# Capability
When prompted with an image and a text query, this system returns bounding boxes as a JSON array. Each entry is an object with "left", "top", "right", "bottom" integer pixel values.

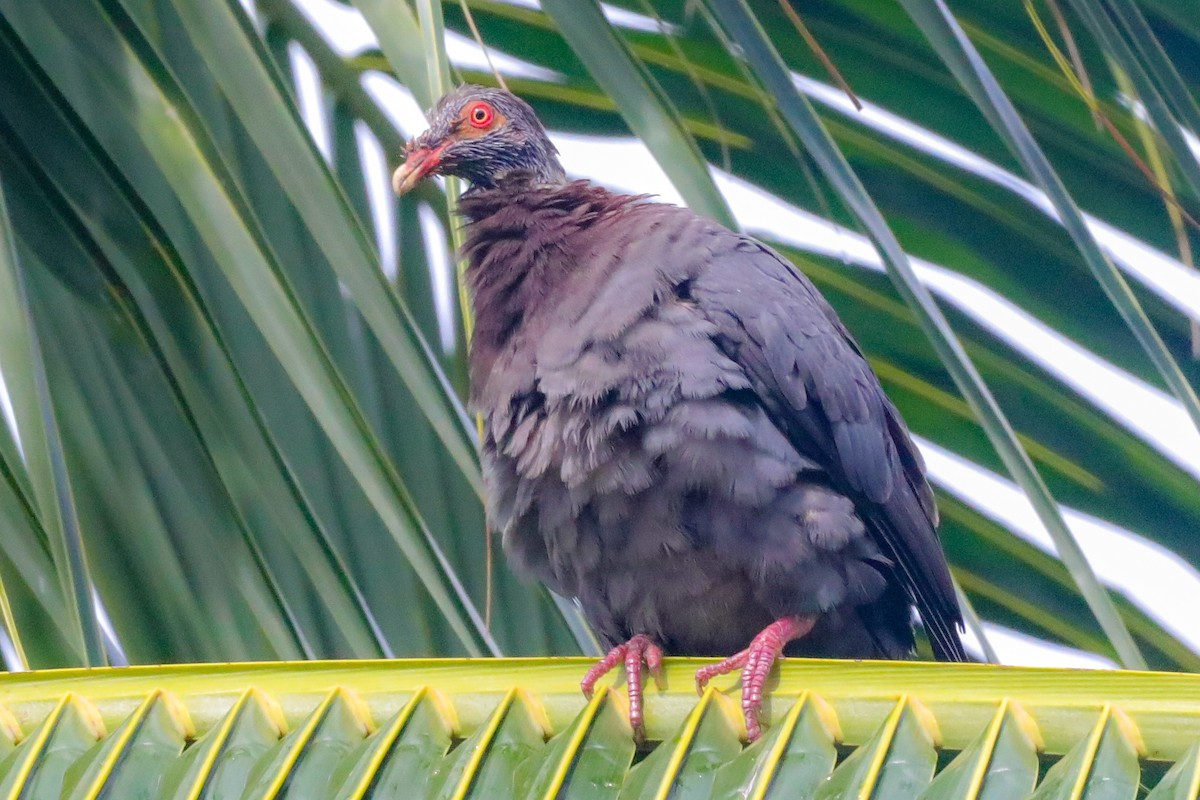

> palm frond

[{"left": 0, "top": 659, "right": 1196, "bottom": 796}]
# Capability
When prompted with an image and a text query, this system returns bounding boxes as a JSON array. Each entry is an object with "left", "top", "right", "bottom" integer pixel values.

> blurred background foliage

[{"left": 0, "top": 0, "right": 1197, "bottom": 675}]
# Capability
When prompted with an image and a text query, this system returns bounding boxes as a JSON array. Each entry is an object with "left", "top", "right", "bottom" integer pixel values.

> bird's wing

[{"left": 691, "top": 232, "right": 965, "bottom": 661}]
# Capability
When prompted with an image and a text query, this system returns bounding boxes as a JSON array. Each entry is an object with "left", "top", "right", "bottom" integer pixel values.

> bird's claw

[
  {"left": 581, "top": 634, "right": 663, "bottom": 742},
  {"left": 692, "top": 616, "right": 817, "bottom": 741}
]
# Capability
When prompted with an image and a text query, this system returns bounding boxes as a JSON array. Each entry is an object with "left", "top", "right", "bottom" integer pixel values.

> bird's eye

[{"left": 467, "top": 102, "right": 494, "bottom": 128}]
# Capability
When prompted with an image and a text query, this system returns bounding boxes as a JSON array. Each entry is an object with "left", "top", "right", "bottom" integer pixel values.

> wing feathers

[{"left": 693, "top": 231, "right": 965, "bottom": 660}]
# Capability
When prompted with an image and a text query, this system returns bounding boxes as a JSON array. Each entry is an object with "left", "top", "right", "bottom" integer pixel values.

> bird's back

[{"left": 461, "top": 178, "right": 964, "bottom": 661}]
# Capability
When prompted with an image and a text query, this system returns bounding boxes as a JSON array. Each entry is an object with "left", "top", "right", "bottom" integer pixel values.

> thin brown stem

[
  {"left": 1095, "top": 114, "right": 1200, "bottom": 231},
  {"left": 1044, "top": 0, "right": 1100, "bottom": 129},
  {"left": 459, "top": 0, "right": 508, "bottom": 91},
  {"left": 777, "top": 0, "right": 861, "bottom": 111}
]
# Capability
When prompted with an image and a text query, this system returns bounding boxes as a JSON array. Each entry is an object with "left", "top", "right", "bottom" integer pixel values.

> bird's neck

[
  {"left": 468, "top": 144, "right": 566, "bottom": 190},
  {"left": 506, "top": 154, "right": 565, "bottom": 187},
  {"left": 513, "top": 139, "right": 566, "bottom": 186}
]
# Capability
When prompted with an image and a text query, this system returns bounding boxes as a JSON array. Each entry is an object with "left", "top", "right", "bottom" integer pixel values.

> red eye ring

[{"left": 467, "top": 102, "right": 494, "bottom": 128}]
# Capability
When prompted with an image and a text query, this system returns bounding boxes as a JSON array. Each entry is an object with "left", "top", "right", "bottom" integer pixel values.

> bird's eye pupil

[{"left": 470, "top": 104, "right": 492, "bottom": 126}]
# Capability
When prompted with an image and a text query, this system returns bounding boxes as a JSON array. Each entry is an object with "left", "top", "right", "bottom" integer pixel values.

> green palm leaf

[{"left": 0, "top": 658, "right": 1194, "bottom": 796}]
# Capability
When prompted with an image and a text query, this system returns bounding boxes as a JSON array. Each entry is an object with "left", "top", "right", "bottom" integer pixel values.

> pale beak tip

[
  {"left": 393, "top": 142, "right": 445, "bottom": 196},
  {"left": 392, "top": 164, "right": 417, "bottom": 196}
]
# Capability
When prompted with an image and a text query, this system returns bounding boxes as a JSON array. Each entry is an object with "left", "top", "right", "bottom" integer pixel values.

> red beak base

[{"left": 392, "top": 141, "right": 448, "bottom": 195}]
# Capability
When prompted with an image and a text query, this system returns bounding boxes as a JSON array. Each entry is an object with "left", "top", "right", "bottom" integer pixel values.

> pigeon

[{"left": 393, "top": 85, "right": 965, "bottom": 741}]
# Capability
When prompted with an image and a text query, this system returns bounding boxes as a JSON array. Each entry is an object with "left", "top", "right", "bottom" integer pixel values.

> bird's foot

[
  {"left": 694, "top": 615, "right": 817, "bottom": 741},
  {"left": 581, "top": 634, "right": 663, "bottom": 743}
]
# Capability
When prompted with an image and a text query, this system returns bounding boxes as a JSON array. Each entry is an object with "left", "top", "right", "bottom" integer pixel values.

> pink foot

[
  {"left": 581, "top": 634, "right": 663, "bottom": 742},
  {"left": 694, "top": 616, "right": 817, "bottom": 740}
]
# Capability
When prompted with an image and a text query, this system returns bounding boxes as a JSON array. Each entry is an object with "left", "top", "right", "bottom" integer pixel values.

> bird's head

[{"left": 392, "top": 85, "right": 566, "bottom": 195}]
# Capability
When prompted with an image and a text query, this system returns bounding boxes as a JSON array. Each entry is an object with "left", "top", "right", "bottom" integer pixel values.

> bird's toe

[
  {"left": 694, "top": 648, "right": 750, "bottom": 695},
  {"left": 698, "top": 615, "right": 818, "bottom": 740},
  {"left": 581, "top": 634, "right": 662, "bottom": 742}
]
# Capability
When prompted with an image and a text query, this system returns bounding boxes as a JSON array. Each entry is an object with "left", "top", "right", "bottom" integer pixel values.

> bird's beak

[{"left": 392, "top": 139, "right": 450, "bottom": 195}]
